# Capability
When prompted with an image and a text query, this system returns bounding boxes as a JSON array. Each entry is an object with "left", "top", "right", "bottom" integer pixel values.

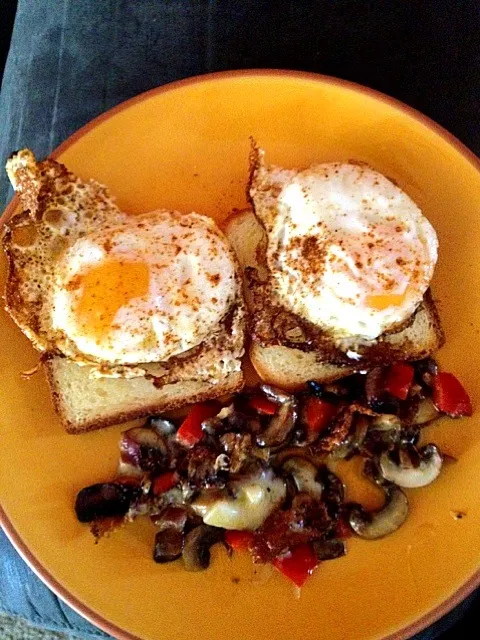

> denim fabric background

[{"left": 0, "top": 1, "right": 479, "bottom": 638}]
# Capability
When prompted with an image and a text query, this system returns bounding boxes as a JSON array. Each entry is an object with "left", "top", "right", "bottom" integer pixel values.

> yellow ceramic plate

[{"left": 1, "top": 71, "right": 479, "bottom": 640}]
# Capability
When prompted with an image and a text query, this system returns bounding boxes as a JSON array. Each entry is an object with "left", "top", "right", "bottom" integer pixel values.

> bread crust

[
  {"left": 243, "top": 147, "right": 444, "bottom": 366},
  {"left": 248, "top": 280, "right": 443, "bottom": 366},
  {"left": 4, "top": 150, "right": 247, "bottom": 433},
  {"left": 45, "top": 357, "right": 243, "bottom": 434},
  {"left": 225, "top": 206, "right": 444, "bottom": 387},
  {"left": 249, "top": 343, "right": 356, "bottom": 391}
]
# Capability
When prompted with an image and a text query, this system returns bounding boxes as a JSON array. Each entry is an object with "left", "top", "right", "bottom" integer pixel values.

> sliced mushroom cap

[
  {"left": 182, "top": 525, "right": 224, "bottom": 571},
  {"left": 329, "top": 416, "right": 368, "bottom": 461},
  {"left": 361, "top": 413, "right": 403, "bottom": 456},
  {"left": 370, "top": 414, "right": 402, "bottom": 431},
  {"left": 318, "top": 467, "right": 345, "bottom": 507},
  {"left": 149, "top": 417, "right": 176, "bottom": 436},
  {"left": 260, "top": 384, "right": 294, "bottom": 405},
  {"left": 329, "top": 435, "right": 354, "bottom": 460},
  {"left": 352, "top": 415, "right": 369, "bottom": 448},
  {"left": 201, "top": 404, "right": 235, "bottom": 435},
  {"left": 282, "top": 458, "right": 323, "bottom": 500},
  {"left": 151, "top": 506, "right": 192, "bottom": 563},
  {"left": 411, "top": 397, "right": 441, "bottom": 426},
  {"left": 191, "top": 470, "right": 286, "bottom": 531},
  {"left": 348, "top": 485, "right": 408, "bottom": 540},
  {"left": 313, "top": 538, "right": 347, "bottom": 560},
  {"left": 361, "top": 427, "right": 402, "bottom": 457},
  {"left": 380, "top": 445, "right": 442, "bottom": 488},
  {"left": 256, "top": 401, "right": 297, "bottom": 448}
]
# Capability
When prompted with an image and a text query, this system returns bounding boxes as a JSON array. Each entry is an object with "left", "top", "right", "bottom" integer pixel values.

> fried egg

[
  {"left": 51, "top": 211, "right": 237, "bottom": 366},
  {"left": 251, "top": 157, "right": 438, "bottom": 340},
  {"left": 4, "top": 151, "right": 241, "bottom": 378}
]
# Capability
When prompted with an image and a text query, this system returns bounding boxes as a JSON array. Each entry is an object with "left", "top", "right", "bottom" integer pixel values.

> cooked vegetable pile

[{"left": 75, "top": 359, "right": 471, "bottom": 587}]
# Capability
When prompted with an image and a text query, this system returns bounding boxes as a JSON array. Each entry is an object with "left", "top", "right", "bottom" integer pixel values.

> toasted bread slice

[
  {"left": 3, "top": 150, "right": 246, "bottom": 432},
  {"left": 43, "top": 297, "right": 245, "bottom": 432},
  {"left": 248, "top": 343, "right": 355, "bottom": 390},
  {"left": 45, "top": 356, "right": 243, "bottom": 434},
  {"left": 225, "top": 208, "right": 444, "bottom": 390}
]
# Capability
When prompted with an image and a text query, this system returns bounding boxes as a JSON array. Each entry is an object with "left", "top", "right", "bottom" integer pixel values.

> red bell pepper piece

[
  {"left": 224, "top": 530, "right": 255, "bottom": 551},
  {"left": 433, "top": 372, "right": 472, "bottom": 417},
  {"left": 304, "top": 397, "right": 337, "bottom": 433},
  {"left": 152, "top": 471, "right": 179, "bottom": 496},
  {"left": 176, "top": 402, "right": 219, "bottom": 447},
  {"left": 248, "top": 395, "right": 278, "bottom": 415},
  {"left": 273, "top": 544, "right": 320, "bottom": 588},
  {"left": 384, "top": 362, "right": 415, "bottom": 400}
]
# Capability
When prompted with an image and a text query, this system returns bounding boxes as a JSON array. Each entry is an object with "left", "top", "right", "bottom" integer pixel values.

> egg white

[
  {"left": 51, "top": 210, "right": 237, "bottom": 365},
  {"left": 253, "top": 162, "right": 438, "bottom": 340}
]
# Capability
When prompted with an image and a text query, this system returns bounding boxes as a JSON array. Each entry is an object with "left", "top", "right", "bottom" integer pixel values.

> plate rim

[{"left": 0, "top": 68, "right": 479, "bottom": 640}]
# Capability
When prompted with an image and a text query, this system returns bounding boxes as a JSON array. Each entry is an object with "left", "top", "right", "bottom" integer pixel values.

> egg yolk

[
  {"left": 71, "top": 259, "right": 150, "bottom": 343},
  {"left": 366, "top": 293, "right": 407, "bottom": 310}
]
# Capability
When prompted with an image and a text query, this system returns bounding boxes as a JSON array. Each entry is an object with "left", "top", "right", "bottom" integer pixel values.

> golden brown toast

[
  {"left": 3, "top": 150, "right": 246, "bottom": 432},
  {"left": 45, "top": 356, "right": 243, "bottom": 434},
  {"left": 225, "top": 208, "right": 444, "bottom": 390}
]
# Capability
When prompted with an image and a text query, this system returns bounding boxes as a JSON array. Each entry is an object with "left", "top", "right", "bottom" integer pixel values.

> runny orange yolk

[
  {"left": 72, "top": 259, "right": 150, "bottom": 343},
  {"left": 366, "top": 293, "right": 406, "bottom": 310}
]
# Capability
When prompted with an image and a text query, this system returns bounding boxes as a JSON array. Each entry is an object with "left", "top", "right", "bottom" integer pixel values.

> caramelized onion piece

[{"left": 120, "top": 427, "right": 168, "bottom": 473}]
